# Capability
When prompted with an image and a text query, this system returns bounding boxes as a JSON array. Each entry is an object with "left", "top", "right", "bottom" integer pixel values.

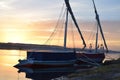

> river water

[{"left": 0, "top": 50, "right": 120, "bottom": 80}]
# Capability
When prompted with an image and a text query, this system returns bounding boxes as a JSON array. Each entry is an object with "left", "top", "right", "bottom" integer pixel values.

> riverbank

[{"left": 65, "top": 58, "right": 120, "bottom": 80}]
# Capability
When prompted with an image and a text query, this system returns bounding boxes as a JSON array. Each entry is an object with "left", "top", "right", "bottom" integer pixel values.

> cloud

[
  {"left": 0, "top": 2, "right": 11, "bottom": 9},
  {"left": 0, "top": 0, "right": 65, "bottom": 22},
  {"left": 0, "top": 0, "right": 16, "bottom": 10},
  {"left": 0, "top": 0, "right": 120, "bottom": 23}
]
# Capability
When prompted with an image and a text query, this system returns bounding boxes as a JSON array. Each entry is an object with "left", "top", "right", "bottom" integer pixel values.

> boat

[
  {"left": 14, "top": 0, "right": 108, "bottom": 68},
  {"left": 76, "top": 0, "right": 108, "bottom": 65},
  {"left": 15, "top": 50, "right": 76, "bottom": 68}
]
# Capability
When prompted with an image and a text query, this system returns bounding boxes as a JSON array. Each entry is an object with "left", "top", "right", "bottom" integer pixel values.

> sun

[
  {"left": 7, "top": 34, "right": 23, "bottom": 43},
  {"left": 3, "top": 30, "right": 26, "bottom": 43}
]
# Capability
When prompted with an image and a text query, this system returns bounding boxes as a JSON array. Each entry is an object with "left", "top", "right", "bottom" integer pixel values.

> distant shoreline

[{"left": 0, "top": 42, "right": 120, "bottom": 53}]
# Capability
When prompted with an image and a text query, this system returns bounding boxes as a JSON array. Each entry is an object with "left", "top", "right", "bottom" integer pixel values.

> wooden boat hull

[
  {"left": 14, "top": 60, "right": 76, "bottom": 68},
  {"left": 76, "top": 53, "right": 105, "bottom": 65},
  {"left": 14, "top": 51, "right": 76, "bottom": 68},
  {"left": 14, "top": 51, "right": 105, "bottom": 68}
]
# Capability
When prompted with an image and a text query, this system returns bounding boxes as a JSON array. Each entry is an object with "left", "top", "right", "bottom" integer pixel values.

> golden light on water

[{"left": 0, "top": 50, "right": 26, "bottom": 66}]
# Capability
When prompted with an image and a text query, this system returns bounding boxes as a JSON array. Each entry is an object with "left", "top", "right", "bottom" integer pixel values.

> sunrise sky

[{"left": 0, "top": 0, "right": 120, "bottom": 50}]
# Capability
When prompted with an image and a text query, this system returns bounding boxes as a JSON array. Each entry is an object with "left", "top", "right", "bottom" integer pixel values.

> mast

[
  {"left": 64, "top": 0, "right": 86, "bottom": 49},
  {"left": 95, "top": 24, "right": 99, "bottom": 52},
  {"left": 64, "top": 8, "right": 69, "bottom": 48},
  {"left": 92, "top": 0, "right": 108, "bottom": 52}
]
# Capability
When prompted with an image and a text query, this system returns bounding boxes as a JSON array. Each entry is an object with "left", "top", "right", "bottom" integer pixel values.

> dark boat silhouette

[{"left": 14, "top": 0, "right": 108, "bottom": 68}]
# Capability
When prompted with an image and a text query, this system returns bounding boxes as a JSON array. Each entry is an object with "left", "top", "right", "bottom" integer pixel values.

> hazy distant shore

[
  {"left": 0, "top": 42, "right": 120, "bottom": 53},
  {"left": 0, "top": 42, "right": 65, "bottom": 50}
]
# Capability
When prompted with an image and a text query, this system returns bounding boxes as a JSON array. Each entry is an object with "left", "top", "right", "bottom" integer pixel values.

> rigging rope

[
  {"left": 86, "top": 22, "right": 96, "bottom": 47},
  {"left": 49, "top": 8, "right": 66, "bottom": 45},
  {"left": 77, "top": 52, "right": 101, "bottom": 66},
  {"left": 57, "top": 12, "right": 66, "bottom": 46},
  {"left": 70, "top": 19, "right": 76, "bottom": 49},
  {"left": 54, "top": 8, "right": 66, "bottom": 45},
  {"left": 44, "top": 3, "right": 65, "bottom": 44}
]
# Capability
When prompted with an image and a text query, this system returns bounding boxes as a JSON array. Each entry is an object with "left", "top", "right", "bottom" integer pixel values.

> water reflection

[
  {"left": 17, "top": 67, "right": 76, "bottom": 80},
  {"left": 0, "top": 50, "right": 120, "bottom": 80}
]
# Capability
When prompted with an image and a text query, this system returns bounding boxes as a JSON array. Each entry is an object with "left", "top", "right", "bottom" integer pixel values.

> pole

[
  {"left": 64, "top": 0, "right": 86, "bottom": 49},
  {"left": 64, "top": 8, "right": 69, "bottom": 48},
  {"left": 92, "top": 0, "right": 108, "bottom": 52}
]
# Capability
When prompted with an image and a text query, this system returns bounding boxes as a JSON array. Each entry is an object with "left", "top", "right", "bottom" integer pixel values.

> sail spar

[
  {"left": 64, "top": 0, "right": 86, "bottom": 49},
  {"left": 92, "top": 0, "right": 108, "bottom": 52}
]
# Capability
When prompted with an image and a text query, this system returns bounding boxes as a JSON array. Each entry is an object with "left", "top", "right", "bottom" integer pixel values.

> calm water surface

[{"left": 0, "top": 50, "right": 120, "bottom": 80}]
